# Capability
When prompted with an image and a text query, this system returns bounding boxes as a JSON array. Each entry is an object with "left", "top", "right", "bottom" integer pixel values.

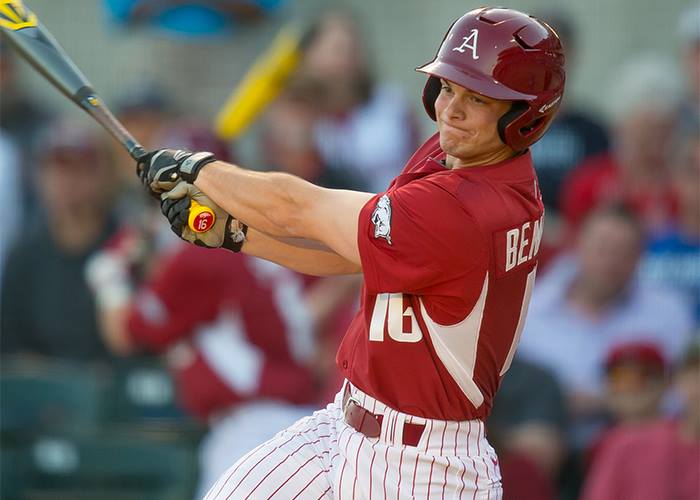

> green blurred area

[{"left": 1, "top": 357, "right": 204, "bottom": 500}]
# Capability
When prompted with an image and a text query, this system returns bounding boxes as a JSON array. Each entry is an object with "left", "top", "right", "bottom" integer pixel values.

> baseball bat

[
  {"left": 0, "top": 0, "right": 215, "bottom": 233},
  {"left": 214, "top": 24, "right": 301, "bottom": 140}
]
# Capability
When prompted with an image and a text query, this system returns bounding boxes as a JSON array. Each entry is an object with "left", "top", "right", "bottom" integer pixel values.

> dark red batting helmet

[{"left": 417, "top": 7, "right": 566, "bottom": 151}]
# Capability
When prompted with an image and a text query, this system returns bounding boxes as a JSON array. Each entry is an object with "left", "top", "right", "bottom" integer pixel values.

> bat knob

[{"left": 188, "top": 200, "right": 216, "bottom": 233}]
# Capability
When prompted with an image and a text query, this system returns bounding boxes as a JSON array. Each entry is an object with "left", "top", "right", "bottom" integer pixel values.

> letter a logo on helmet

[
  {"left": 452, "top": 29, "right": 480, "bottom": 60},
  {"left": 417, "top": 7, "right": 566, "bottom": 151}
]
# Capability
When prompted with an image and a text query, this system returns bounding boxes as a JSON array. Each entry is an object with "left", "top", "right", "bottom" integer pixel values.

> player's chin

[{"left": 440, "top": 131, "right": 475, "bottom": 156}]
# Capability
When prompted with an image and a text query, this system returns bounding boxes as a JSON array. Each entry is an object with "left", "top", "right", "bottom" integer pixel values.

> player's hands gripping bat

[
  {"left": 0, "top": 0, "right": 216, "bottom": 233},
  {"left": 136, "top": 147, "right": 216, "bottom": 194},
  {"left": 161, "top": 182, "right": 247, "bottom": 251}
]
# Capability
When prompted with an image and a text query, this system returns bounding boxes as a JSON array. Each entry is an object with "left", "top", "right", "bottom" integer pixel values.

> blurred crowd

[{"left": 1, "top": 4, "right": 698, "bottom": 500}]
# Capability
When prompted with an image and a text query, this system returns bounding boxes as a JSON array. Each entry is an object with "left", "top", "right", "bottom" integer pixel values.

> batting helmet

[{"left": 417, "top": 7, "right": 566, "bottom": 151}]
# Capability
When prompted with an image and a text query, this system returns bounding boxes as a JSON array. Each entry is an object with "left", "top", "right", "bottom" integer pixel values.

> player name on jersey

[{"left": 503, "top": 214, "right": 544, "bottom": 274}]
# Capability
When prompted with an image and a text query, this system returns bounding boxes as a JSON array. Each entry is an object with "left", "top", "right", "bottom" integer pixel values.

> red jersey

[
  {"left": 336, "top": 133, "right": 544, "bottom": 421},
  {"left": 127, "top": 245, "right": 316, "bottom": 419}
]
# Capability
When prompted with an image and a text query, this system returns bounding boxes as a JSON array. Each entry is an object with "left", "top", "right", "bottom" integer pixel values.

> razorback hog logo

[
  {"left": 371, "top": 194, "right": 392, "bottom": 244},
  {"left": 452, "top": 29, "right": 480, "bottom": 60}
]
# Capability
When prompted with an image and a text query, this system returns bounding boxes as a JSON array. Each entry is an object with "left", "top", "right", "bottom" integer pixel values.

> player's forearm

[
  {"left": 242, "top": 229, "right": 361, "bottom": 276},
  {"left": 195, "top": 161, "right": 320, "bottom": 239}
]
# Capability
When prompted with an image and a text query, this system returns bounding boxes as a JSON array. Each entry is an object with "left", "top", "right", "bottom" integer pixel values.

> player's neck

[{"left": 445, "top": 148, "right": 516, "bottom": 170}]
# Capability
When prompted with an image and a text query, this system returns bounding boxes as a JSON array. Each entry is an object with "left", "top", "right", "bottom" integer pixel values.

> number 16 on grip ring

[{"left": 188, "top": 200, "right": 216, "bottom": 233}]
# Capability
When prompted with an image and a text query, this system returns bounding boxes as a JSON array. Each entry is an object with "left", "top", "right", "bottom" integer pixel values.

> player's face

[{"left": 434, "top": 79, "right": 514, "bottom": 168}]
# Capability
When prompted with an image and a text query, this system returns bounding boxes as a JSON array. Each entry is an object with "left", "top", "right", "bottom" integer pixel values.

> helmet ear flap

[
  {"left": 422, "top": 76, "right": 442, "bottom": 121},
  {"left": 497, "top": 101, "right": 529, "bottom": 150}
]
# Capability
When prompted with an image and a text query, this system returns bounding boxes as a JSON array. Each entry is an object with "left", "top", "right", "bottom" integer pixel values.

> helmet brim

[{"left": 416, "top": 61, "right": 537, "bottom": 101}]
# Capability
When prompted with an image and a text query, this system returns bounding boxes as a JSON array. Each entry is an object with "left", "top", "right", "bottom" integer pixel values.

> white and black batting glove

[
  {"left": 160, "top": 182, "right": 247, "bottom": 251},
  {"left": 137, "top": 148, "right": 217, "bottom": 198}
]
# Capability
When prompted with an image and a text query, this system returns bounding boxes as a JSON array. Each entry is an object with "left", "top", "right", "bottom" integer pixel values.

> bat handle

[
  {"left": 188, "top": 199, "right": 216, "bottom": 233},
  {"left": 129, "top": 144, "right": 148, "bottom": 162}
]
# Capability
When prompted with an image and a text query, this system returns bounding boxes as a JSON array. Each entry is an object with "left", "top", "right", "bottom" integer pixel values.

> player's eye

[
  {"left": 440, "top": 81, "right": 453, "bottom": 93},
  {"left": 470, "top": 95, "right": 486, "bottom": 104}
]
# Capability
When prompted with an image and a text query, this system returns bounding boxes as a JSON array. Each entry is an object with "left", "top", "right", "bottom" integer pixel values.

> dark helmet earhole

[{"left": 521, "top": 117, "right": 545, "bottom": 134}]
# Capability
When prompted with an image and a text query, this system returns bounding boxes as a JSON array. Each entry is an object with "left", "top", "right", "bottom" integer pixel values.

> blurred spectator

[
  {"left": 1, "top": 121, "right": 119, "bottom": 361},
  {"left": 489, "top": 359, "right": 567, "bottom": 477},
  {"left": 88, "top": 243, "right": 318, "bottom": 497},
  {"left": 294, "top": 9, "right": 418, "bottom": 193},
  {"left": 0, "top": 42, "right": 53, "bottom": 221},
  {"left": 518, "top": 206, "right": 694, "bottom": 446},
  {"left": 113, "top": 84, "right": 175, "bottom": 184},
  {"left": 560, "top": 54, "right": 683, "bottom": 236},
  {"left": 0, "top": 129, "right": 21, "bottom": 287},
  {"left": 488, "top": 359, "right": 566, "bottom": 500},
  {"left": 676, "top": 4, "right": 700, "bottom": 137},
  {"left": 640, "top": 135, "right": 700, "bottom": 322},
  {"left": 260, "top": 90, "right": 364, "bottom": 189},
  {"left": 601, "top": 342, "right": 668, "bottom": 427},
  {"left": 529, "top": 11, "right": 610, "bottom": 213},
  {"left": 581, "top": 342, "right": 700, "bottom": 500},
  {"left": 108, "top": 85, "right": 176, "bottom": 249},
  {"left": 585, "top": 342, "right": 669, "bottom": 469}
]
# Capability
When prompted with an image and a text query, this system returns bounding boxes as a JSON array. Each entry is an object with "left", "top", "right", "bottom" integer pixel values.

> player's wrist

[{"left": 178, "top": 151, "right": 216, "bottom": 184}]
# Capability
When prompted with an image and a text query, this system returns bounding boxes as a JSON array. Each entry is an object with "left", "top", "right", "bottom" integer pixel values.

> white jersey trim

[
  {"left": 500, "top": 266, "right": 537, "bottom": 376},
  {"left": 194, "top": 310, "right": 263, "bottom": 395},
  {"left": 419, "top": 273, "right": 489, "bottom": 408}
]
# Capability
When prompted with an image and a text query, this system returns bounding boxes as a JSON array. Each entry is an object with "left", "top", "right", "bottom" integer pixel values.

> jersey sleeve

[
  {"left": 126, "top": 246, "right": 229, "bottom": 351},
  {"left": 357, "top": 179, "right": 487, "bottom": 296}
]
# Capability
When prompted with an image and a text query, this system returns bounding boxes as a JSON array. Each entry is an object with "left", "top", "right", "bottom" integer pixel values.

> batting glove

[
  {"left": 137, "top": 149, "right": 216, "bottom": 198},
  {"left": 160, "top": 182, "right": 247, "bottom": 251}
]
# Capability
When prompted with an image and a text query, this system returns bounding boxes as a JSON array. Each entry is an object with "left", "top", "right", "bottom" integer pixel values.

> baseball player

[{"left": 138, "top": 7, "right": 565, "bottom": 499}]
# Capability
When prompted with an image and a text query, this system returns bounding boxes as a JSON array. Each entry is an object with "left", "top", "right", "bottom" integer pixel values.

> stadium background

[{"left": 1, "top": 1, "right": 698, "bottom": 499}]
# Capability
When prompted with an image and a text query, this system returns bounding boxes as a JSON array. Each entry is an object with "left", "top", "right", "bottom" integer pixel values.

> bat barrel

[
  {"left": 0, "top": 21, "right": 90, "bottom": 103},
  {"left": 0, "top": 3, "right": 147, "bottom": 162}
]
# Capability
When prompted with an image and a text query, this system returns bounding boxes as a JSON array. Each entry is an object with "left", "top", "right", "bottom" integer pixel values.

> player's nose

[{"left": 443, "top": 95, "right": 467, "bottom": 122}]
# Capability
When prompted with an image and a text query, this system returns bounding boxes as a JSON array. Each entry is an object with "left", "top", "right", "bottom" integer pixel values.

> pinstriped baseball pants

[{"left": 203, "top": 382, "right": 503, "bottom": 499}]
